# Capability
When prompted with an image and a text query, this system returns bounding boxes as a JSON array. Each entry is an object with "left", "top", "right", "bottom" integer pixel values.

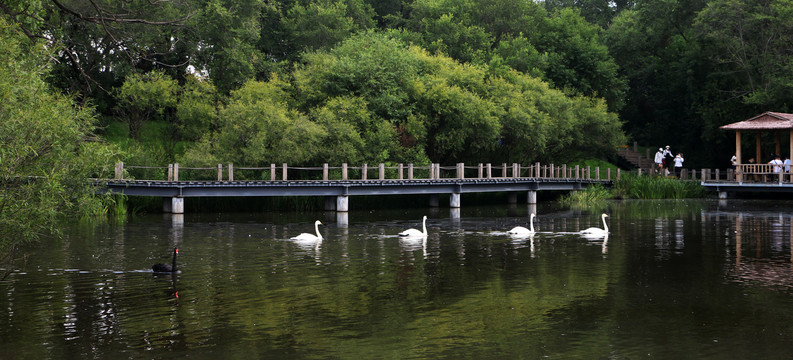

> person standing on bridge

[
  {"left": 673, "top": 153, "right": 684, "bottom": 178},
  {"left": 654, "top": 148, "right": 664, "bottom": 175},
  {"left": 770, "top": 155, "right": 783, "bottom": 173}
]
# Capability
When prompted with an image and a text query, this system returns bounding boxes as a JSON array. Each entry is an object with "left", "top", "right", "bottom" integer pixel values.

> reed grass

[{"left": 615, "top": 175, "right": 707, "bottom": 199}]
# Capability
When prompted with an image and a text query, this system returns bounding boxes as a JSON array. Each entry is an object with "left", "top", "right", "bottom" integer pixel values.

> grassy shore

[{"left": 561, "top": 174, "right": 708, "bottom": 205}]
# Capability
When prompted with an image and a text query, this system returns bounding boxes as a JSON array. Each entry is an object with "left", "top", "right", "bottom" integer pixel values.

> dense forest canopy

[{"left": 4, "top": 0, "right": 793, "bottom": 171}]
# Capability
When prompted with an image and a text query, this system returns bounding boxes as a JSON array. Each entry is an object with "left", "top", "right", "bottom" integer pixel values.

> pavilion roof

[{"left": 720, "top": 112, "right": 793, "bottom": 130}]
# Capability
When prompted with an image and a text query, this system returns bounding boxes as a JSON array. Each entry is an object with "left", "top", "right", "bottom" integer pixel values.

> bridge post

[
  {"left": 562, "top": 164, "right": 567, "bottom": 178},
  {"left": 115, "top": 162, "right": 124, "bottom": 180},
  {"left": 163, "top": 197, "right": 184, "bottom": 214},
  {"left": 450, "top": 193, "right": 461, "bottom": 208},
  {"left": 379, "top": 163, "right": 385, "bottom": 180},
  {"left": 282, "top": 163, "right": 288, "bottom": 181},
  {"left": 336, "top": 196, "right": 349, "bottom": 212},
  {"left": 217, "top": 164, "right": 223, "bottom": 181},
  {"left": 398, "top": 164, "right": 404, "bottom": 180},
  {"left": 575, "top": 165, "right": 579, "bottom": 179},
  {"left": 457, "top": 163, "right": 464, "bottom": 179},
  {"left": 174, "top": 163, "right": 179, "bottom": 181},
  {"left": 617, "top": 168, "right": 621, "bottom": 180},
  {"left": 513, "top": 163, "right": 519, "bottom": 178},
  {"left": 229, "top": 163, "right": 234, "bottom": 181},
  {"left": 550, "top": 164, "right": 554, "bottom": 178},
  {"left": 478, "top": 163, "right": 483, "bottom": 179},
  {"left": 342, "top": 163, "right": 348, "bottom": 180},
  {"left": 502, "top": 163, "right": 507, "bottom": 177},
  {"left": 408, "top": 163, "right": 413, "bottom": 180},
  {"left": 168, "top": 164, "right": 173, "bottom": 181},
  {"left": 527, "top": 191, "right": 537, "bottom": 204},
  {"left": 606, "top": 168, "right": 610, "bottom": 180},
  {"left": 362, "top": 163, "right": 368, "bottom": 180},
  {"left": 271, "top": 164, "right": 276, "bottom": 181},
  {"left": 486, "top": 163, "right": 492, "bottom": 178},
  {"left": 535, "top": 162, "right": 540, "bottom": 177},
  {"left": 323, "top": 164, "right": 329, "bottom": 180}
]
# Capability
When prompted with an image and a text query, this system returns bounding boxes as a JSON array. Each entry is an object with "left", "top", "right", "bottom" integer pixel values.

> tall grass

[
  {"left": 559, "top": 184, "right": 612, "bottom": 206},
  {"left": 614, "top": 174, "right": 707, "bottom": 199},
  {"left": 560, "top": 174, "right": 708, "bottom": 206}
]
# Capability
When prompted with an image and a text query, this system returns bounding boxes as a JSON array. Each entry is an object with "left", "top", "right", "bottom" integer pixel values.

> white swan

[
  {"left": 291, "top": 220, "right": 323, "bottom": 244},
  {"left": 508, "top": 213, "right": 536, "bottom": 236},
  {"left": 399, "top": 216, "right": 427, "bottom": 238},
  {"left": 580, "top": 213, "right": 609, "bottom": 237}
]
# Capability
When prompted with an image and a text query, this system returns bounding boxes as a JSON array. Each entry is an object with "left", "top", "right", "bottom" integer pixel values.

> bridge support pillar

[
  {"left": 527, "top": 191, "right": 537, "bottom": 204},
  {"left": 325, "top": 196, "right": 337, "bottom": 211},
  {"left": 507, "top": 192, "right": 518, "bottom": 204},
  {"left": 163, "top": 197, "right": 184, "bottom": 214},
  {"left": 429, "top": 194, "right": 439, "bottom": 207},
  {"left": 718, "top": 191, "right": 729, "bottom": 199},
  {"left": 450, "top": 193, "right": 461, "bottom": 208},
  {"left": 336, "top": 195, "right": 349, "bottom": 212}
]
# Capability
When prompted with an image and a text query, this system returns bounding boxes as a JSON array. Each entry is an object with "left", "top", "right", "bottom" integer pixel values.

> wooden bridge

[
  {"left": 701, "top": 164, "right": 793, "bottom": 197},
  {"left": 100, "top": 162, "right": 617, "bottom": 213}
]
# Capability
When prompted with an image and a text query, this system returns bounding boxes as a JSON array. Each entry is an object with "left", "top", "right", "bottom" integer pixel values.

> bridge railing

[{"left": 111, "top": 162, "right": 622, "bottom": 182}]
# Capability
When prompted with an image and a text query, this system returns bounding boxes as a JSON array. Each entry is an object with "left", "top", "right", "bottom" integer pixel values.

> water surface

[{"left": 3, "top": 200, "right": 793, "bottom": 359}]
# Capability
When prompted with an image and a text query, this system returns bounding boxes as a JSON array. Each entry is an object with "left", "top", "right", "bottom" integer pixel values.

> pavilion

[{"left": 720, "top": 111, "right": 793, "bottom": 182}]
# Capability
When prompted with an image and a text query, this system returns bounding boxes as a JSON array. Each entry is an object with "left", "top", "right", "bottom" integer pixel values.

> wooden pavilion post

[
  {"left": 756, "top": 132, "right": 762, "bottom": 163},
  {"left": 736, "top": 130, "right": 742, "bottom": 182}
]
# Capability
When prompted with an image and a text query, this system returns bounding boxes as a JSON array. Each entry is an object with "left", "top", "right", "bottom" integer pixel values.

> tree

[
  {"left": 176, "top": 75, "right": 220, "bottom": 141},
  {"left": 0, "top": 18, "right": 117, "bottom": 277},
  {"left": 114, "top": 70, "right": 178, "bottom": 140}
]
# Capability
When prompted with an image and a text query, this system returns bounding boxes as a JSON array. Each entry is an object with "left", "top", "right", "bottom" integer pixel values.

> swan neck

[
  {"left": 315, "top": 222, "right": 322, "bottom": 240},
  {"left": 602, "top": 215, "right": 609, "bottom": 232},
  {"left": 422, "top": 217, "right": 427, "bottom": 236},
  {"left": 530, "top": 214, "right": 535, "bottom": 233}
]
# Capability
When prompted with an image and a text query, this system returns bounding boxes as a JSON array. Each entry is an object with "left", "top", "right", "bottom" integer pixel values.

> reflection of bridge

[{"left": 99, "top": 162, "right": 616, "bottom": 213}]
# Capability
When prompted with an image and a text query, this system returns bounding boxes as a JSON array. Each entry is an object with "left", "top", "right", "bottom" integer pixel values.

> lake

[{"left": 2, "top": 199, "right": 793, "bottom": 359}]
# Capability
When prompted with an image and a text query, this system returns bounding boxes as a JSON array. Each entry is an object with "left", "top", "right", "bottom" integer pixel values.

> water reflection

[
  {"left": 6, "top": 200, "right": 793, "bottom": 359},
  {"left": 715, "top": 208, "right": 793, "bottom": 289}
]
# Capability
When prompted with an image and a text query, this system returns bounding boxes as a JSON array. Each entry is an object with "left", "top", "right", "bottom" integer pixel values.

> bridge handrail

[{"left": 110, "top": 162, "right": 626, "bottom": 183}]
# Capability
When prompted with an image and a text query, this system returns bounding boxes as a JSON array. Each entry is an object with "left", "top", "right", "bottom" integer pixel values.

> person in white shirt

[
  {"left": 673, "top": 153, "right": 684, "bottom": 177},
  {"left": 769, "top": 156, "right": 783, "bottom": 173},
  {"left": 654, "top": 148, "right": 664, "bottom": 175},
  {"left": 662, "top": 145, "right": 673, "bottom": 175}
]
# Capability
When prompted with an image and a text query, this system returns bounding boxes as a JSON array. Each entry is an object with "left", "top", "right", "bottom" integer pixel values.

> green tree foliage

[
  {"left": 195, "top": 0, "right": 265, "bottom": 94},
  {"left": 403, "top": 0, "right": 625, "bottom": 112},
  {"left": 177, "top": 75, "right": 220, "bottom": 141},
  {"left": 114, "top": 70, "right": 178, "bottom": 140},
  {"left": 0, "top": 19, "right": 117, "bottom": 274},
  {"left": 182, "top": 32, "right": 623, "bottom": 168},
  {"left": 695, "top": 0, "right": 793, "bottom": 108}
]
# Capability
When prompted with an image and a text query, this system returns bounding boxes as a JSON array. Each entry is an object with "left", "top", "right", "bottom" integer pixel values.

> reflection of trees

[{"left": 2, "top": 214, "right": 621, "bottom": 358}]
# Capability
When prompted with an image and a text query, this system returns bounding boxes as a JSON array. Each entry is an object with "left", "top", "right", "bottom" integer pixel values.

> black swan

[{"left": 152, "top": 248, "right": 179, "bottom": 273}]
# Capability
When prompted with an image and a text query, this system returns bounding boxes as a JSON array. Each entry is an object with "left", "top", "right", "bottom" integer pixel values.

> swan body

[
  {"left": 399, "top": 216, "right": 428, "bottom": 238},
  {"left": 153, "top": 248, "right": 179, "bottom": 273},
  {"left": 291, "top": 220, "right": 323, "bottom": 244},
  {"left": 508, "top": 213, "right": 536, "bottom": 236},
  {"left": 580, "top": 213, "right": 609, "bottom": 237}
]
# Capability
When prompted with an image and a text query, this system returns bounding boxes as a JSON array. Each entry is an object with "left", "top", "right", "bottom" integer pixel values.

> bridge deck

[{"left": 100, "top": 177, "right": 610, "bottom": 198}]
